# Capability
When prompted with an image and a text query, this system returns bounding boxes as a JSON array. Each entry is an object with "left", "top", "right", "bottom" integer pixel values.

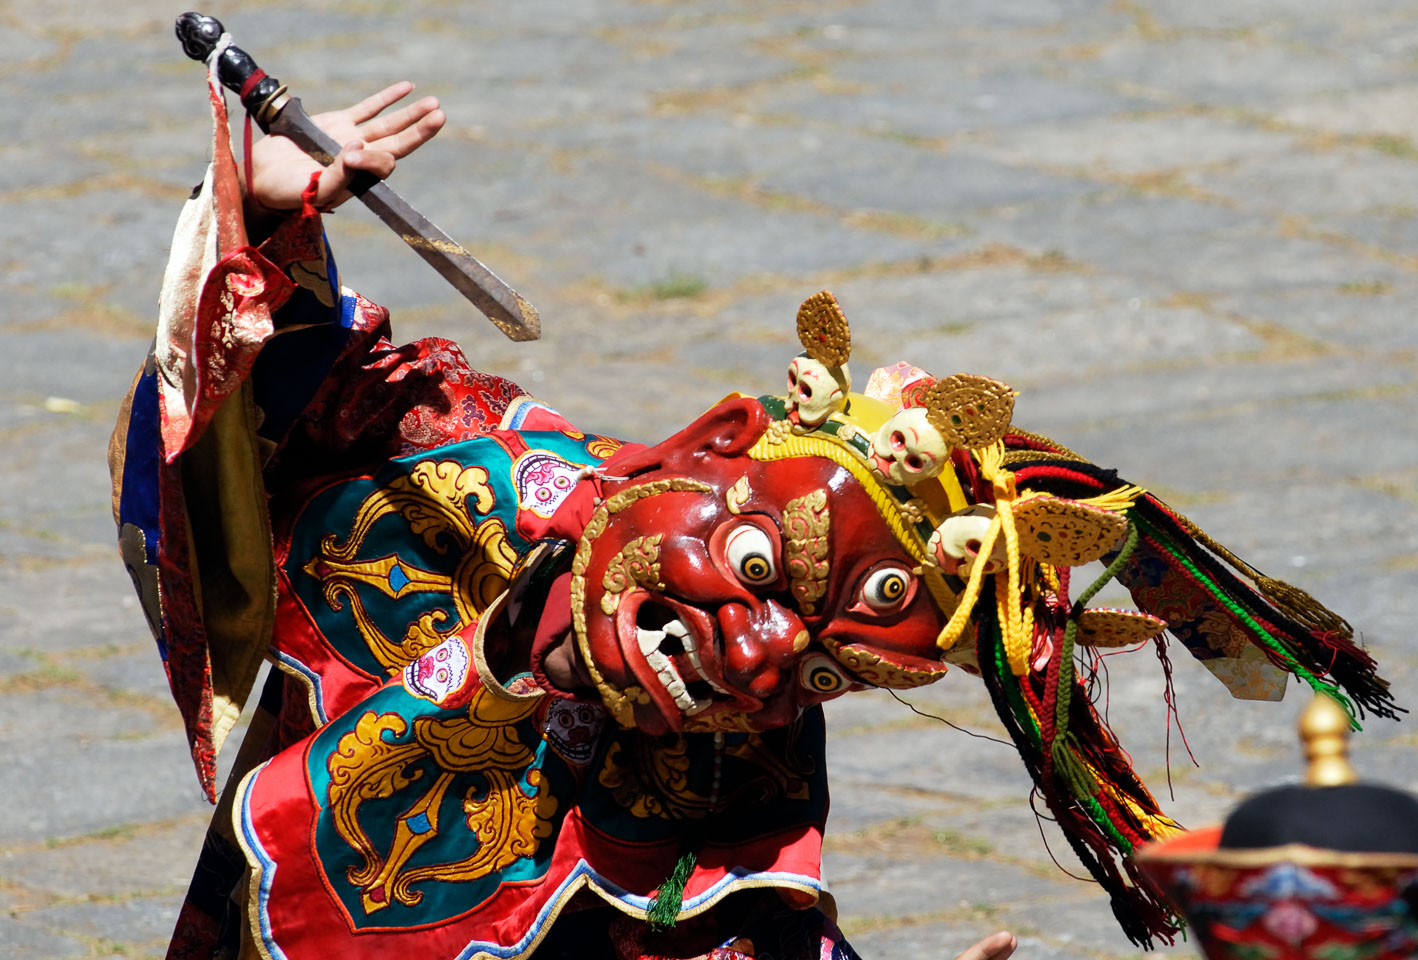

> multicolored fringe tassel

[
  {"left": 976, "top": 569, "right": 1183, "bottom": 948},
  {"left": 961, "top": 431, "right": 1404, "bottom": 948},
  {"left": 1002, "top": 433, "right": 1400, "bottom": 725}
]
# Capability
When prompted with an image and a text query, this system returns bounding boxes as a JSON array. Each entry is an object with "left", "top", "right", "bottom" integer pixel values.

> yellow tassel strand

[
  {"left": 1078, "top": 483, "right": 1146, "bottom": 515},
  {"left": 1041, "top": 562, "right": 1060, "bottom": 593},
  {"left": 746, "top": 432, "right": 929, "bottom": 563},
  {"left": 936, "top": 516, "right": 1002, "bottom": 650},
  {"left": 995, "top": 588, "right": 1036, "bottom": 677},
  {"left": 1083, "top": 757, "right": 1185, "bottom": 841},
  {"left": 977, "top": 441, "right": 1007, "bottom": 487},
  {"left": 974, "top": 442, "right": 1033, "bottom": 675},
  {"left": 997, "top": 496, "right": 1033, "bottom": 676}
]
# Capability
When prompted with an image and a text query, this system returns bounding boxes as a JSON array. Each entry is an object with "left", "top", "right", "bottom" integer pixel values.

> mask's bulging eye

[
  {"left": 799, "top": 653, "right": 848, "bottom": 695},
  {"left": 861, "top": 565, "right": 913, "bottom": 611},
  {"left": 724, "top": 524, "right": 777, "bottom": 585}
]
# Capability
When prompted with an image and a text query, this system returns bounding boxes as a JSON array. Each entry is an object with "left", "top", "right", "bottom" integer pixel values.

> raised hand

[{"left": 244, "top": 81, "right": 445, "bottom": 213}]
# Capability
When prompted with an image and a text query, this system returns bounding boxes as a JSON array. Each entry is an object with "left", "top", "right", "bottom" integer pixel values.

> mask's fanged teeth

[
  {"left": 644, "top": 647, "right": 699, "bottom": 713},
  {"left": 679, "top": 629, "right": 731, "bottom": 695},
  {"left": 637, "top": 618, "right": 717, "bottom": 714},
  {"left": 637, "top": 627, "right": 665, "bottom": 655},
  {"left": 683, "top": 680, "right": 714, "bottom": 715}
]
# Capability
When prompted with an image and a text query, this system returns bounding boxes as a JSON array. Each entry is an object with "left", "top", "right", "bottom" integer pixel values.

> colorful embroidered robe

[{"left": 109, "top": 157, "right": 831, "bottom": 959}]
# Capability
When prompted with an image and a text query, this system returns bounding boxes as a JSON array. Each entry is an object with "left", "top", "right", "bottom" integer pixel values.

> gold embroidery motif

[
  {"left": 725, "top": 732, "right": 813, "bottom": 802},
  {"left": 304, "top": 459, "right": 512, "bottom": 673},
  {"left": 585, "top": 435, "right": 623, "bottom": 459},
  {"left": 599, "top": 534, "right": 665, "bottom": 615},
  {"left": 783, "top": 489, "right": 830, "bottom": 615},
  {"left": 452, "top": 517, "right": 521, "bottom": 622},
  {"left": 289, "top": 258, "right": 334, "bottom": 307},
  {"left": 307, "top": 554, "right": 449, "bottom": 600},
  {"left": 597, "top": 737, "right": 709, "bottom": 820},
  {"left": 597, "top": 724, "right": 816, "bottom": 818},
  {"left": 305, "top": 560, "right": 459, "bottom": 669},
  {"left": 682, "top": 711, "right": 757, "bottom": 733},
  {"left": 322, "top": 461, "right": 495, "bottom": 563},
  {"left": 326, "top": 688, "right": 556, "bottom": 914},
  {"left": 396, "top": 611, "right": 465, "bottom": 678}
]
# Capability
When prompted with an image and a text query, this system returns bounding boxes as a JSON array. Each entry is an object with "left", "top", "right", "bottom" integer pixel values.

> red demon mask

[{"left": 570, "top": 397, "right": 953, "bottom": 735}]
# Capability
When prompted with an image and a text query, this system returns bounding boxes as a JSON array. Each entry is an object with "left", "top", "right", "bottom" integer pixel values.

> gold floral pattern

[
  {"left": 599, "top": 534, "right": 665, "bottom": 615},
  {"left": 782, "top": 489, "right": 830, "bottom": 615},
  {"left": 326, "top": 687, "right": 556, "bottom": 914},
  {"left": 304, "top": 458, "right": 514, "bottom": 673}
]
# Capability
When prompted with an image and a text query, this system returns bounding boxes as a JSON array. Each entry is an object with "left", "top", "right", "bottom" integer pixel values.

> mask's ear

[{"left": 607, "top": 397, "right": 769, "bottom": 476}]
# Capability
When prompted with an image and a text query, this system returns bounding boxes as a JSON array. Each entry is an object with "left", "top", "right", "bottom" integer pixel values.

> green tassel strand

[
  {"left": 1132, "top": 516, "right": 1356, "bottom": 726},
  {"left": 993, "top": 624, "right": 1042, "bottom": 749},
  {"left": 1048, "top": 523, "right": 1142, "bottom": 853},
  {"left": 1050, "top": 738, "right": 1097, "bottom": 796},
  {"left": 646, "top": 848, "right": 697, "bottom": 932},
  {"left": 1055, "top": 522, "right": 1140, "bottom": 736}
]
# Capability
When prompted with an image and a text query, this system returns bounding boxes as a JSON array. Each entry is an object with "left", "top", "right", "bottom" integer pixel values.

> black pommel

[
  {"left": 174, "top": 13, "right": 288, "bottom": 130},
  {"left": 175, "top": 12, "right": 224, "bottom": 61}
]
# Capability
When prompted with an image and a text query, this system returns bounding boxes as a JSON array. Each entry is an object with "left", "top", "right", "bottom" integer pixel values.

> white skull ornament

[
  {"left": 402, "top": 637, "right": 472, "bottom": 705},
  {"left": 869, "top": 406, "right": 950, "bottom": 485},
  {"left": 543, "top": 699, "right": 606, "bottom": 765},
  {"left": 928, "top": 504, "right": 1007, "bottom": 577},
  {"left": 786, "top": 354, "right": 849, "bottom": 428}
]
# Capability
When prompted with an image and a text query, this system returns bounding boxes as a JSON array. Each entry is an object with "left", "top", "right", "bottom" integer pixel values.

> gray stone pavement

[{"left": 5, "top": 0, "right": 1418, "bottom": 957}]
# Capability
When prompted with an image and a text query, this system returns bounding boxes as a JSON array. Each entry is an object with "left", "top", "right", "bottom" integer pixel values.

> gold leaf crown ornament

[
  {"left": 750, "top": 291, "right": 1398, "bottom": 950},
  {"left": 755, "top": 290, "right": 1192, "bottom": 949},
  {"left": 759, "top": 290, "right": 1154, "bottom": 679}
]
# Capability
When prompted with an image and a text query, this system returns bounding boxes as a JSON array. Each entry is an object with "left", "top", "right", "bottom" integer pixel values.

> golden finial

[
  {"left": 1301, "top": 694, "right": 1357, "bottom": 787},
  {"left": 795, "top": 291, "right": 851, "bottom": 368}
]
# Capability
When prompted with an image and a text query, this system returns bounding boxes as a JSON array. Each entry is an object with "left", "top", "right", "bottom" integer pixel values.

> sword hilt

[
  {"left": 172, "top": 12, "right": 539, "bottom": 340},
  {"left": 174, "top": 12, "right": 378, "bottom": 195},
  {"left": 175, "top": 13, "right": 289, "bottom": 132}
]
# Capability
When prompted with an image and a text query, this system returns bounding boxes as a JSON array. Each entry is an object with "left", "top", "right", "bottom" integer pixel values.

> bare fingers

[
  {"left": 358, "top": 94, "right": 441, "bottom": 142},
  {"left": 346, "top": 81, "right": 416, "bottom": 124},
  {"left": 296, "top": 83, "right": 442, "bottom": 208},
  {"left": 309, "top": 140, "right": 398, "bottom": 210},
  {"left": 367, "top": 106, "right": 446, "bottom": 159}
]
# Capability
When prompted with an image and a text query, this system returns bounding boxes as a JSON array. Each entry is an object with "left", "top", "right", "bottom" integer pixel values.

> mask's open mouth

[{"left": 617, "top": 592, "right": 753, "bottom": 729}]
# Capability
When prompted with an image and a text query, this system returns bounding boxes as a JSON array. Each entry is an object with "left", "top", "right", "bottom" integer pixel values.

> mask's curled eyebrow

[{"left": 782, "top": 488, "right": 830, "bottom": 615}]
